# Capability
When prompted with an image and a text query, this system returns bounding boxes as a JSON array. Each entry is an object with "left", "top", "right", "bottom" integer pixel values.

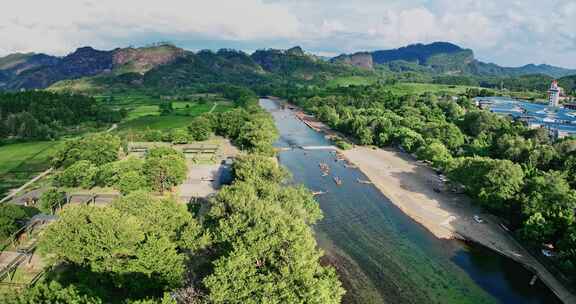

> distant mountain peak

[
  {"left": 332, "top": 41, "right": 576, "bottom": 78},
  {"left": 286, "top": 46, "right": 305, "bottom": 56}
]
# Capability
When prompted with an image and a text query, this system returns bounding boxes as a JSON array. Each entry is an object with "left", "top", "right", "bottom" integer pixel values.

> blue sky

[{"left": 1, "top": 0, "right": 575, "bottom": 68}]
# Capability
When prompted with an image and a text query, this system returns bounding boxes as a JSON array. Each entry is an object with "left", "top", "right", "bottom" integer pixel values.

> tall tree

[
  {"left": 448, "top": 157, "right": 524, "bottom": 212},
  {"left": 519, "top": 171, "right": 576, "bottom": 243},
  {"left": 143, "top": 147, "right": 187, "bottom": 193}
]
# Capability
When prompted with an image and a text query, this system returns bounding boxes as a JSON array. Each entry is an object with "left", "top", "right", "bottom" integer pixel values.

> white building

[{"left": 548, "top": 80, "right": 562, "bottom": 107}]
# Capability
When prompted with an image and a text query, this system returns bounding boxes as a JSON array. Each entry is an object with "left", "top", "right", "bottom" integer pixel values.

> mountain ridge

[
  {"left": 332, "top": 42, "right": 576, "bottom": 78},
  {"left": 0, "top": 44, "right": 186, "bottom": 90},
  {"left": 2, "top": 42, "right": 575, "bottom": 92}
]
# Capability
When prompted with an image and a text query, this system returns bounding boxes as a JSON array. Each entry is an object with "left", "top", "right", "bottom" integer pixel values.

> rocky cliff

[
  {"left": 332, "top": 52, "right": 373, "bottom": 70},
  {"left": 333, "top": 42, "right": 576, "bottom": 78},
  {"left": 112, "top": 44, "right": 185, "bottom": 74},
  {"left": 0, "top": 44, "right": 187, "bottom": 90}
]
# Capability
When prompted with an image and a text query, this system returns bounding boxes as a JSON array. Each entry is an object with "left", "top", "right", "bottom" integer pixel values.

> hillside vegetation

[
  {"left": 0, "top": 91, "right": 123, "bottom": 141},
  {"left": 334, "top": 42, "right": 576, "bottom": 78}
]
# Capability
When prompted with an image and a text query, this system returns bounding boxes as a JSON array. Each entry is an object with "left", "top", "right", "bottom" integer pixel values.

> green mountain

[
  {"left": 559, "top": 75, "right": 576, "bottom": 95},
  {"left": 333, "top": 42, "right": 576, "bottom": 78},
  {"left": 48, "top": 46, "right": 367, "bottom": 94},
  {"left": 0, "top": 44, "right": 185, "bottom": 90},
  {"left": 0, "top": 53, "right": 35, "bottom": 70}
]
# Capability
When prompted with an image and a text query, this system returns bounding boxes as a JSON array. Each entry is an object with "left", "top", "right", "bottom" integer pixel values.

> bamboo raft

[
  {"left": 356, "top": 178, "right": 372, "bottom": 184},
  {"left": 333, "top": 176, "right": 343, "bottom": 186},
  {"left": 319, "top": 162, "right": 330, "bottom": 176}
]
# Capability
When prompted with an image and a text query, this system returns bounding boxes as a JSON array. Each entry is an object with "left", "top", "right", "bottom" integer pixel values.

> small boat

[
  {"left": 356, "top": 178, "right": 372, "bottom": 184},
  {"left": 344, "top": 163, "right": 357, "bottom": 169},
  {"left": 312, "top": 191, "right": 327, "bottom": 196},
  {"left": 333, "top": 176, "right": 343, "bottom": 186},
  {"left": 473, "top": 215, "right": 484, "bottom": 223}
]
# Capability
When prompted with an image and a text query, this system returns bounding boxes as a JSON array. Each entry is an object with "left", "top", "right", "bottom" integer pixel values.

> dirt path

[
  {"left": 0, "top": 169, "right": 53, "bottom": 204},
  {"left": 209, "top": 103, "right": 218, "bottom": 113},
  {"left": 343, "top": 146, "right": 576, "bottom": 304},
  {"left": 106, "top": 123, "right": 118, "bottom": 133},
  {"left": 0, "top": 122, "right": 118, "bottom": 204}
]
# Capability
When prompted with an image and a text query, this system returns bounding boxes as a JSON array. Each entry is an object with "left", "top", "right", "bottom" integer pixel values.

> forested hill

[
  {"left": 0, "top": 44, "right": 186, "bottom": 90},
  {"left": 560, "top": 75, "right": 576, "bottom": 95},
  {"left": 48, "top": 46, "right": 368, "bottom": 95},
  {"left": 0, "top": 45, "right": 368, "bottom": 93},
  {"left": 0, "top": 91, "right": 123, "bottom": 140},
  {"left": 333, "top": 42, "right": 576, "bottom": 78}
]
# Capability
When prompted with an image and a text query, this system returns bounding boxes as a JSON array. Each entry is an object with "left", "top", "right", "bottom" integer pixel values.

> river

[{"left": 260, "top": 98, "right": 562, "bottom": 304}]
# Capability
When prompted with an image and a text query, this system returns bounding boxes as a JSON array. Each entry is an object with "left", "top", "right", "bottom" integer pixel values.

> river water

[{"left": 260, "top": 98, "right": 561, "bottom": 304}]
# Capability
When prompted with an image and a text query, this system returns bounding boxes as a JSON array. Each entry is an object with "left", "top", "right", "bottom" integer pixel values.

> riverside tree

[
  {"left": 204, "top": 156, "right": 343, "bottom": 304},
  {"left": 448, "top": 157, "right": 524, "bottom": 213},
  {"left": 519, "top": 171, "right": 576, "bottom": 243}
]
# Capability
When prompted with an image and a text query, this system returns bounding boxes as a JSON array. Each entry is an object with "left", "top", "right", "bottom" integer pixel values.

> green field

[
  {"left": 328, "top": 76, "right": 379, "bottom": 87},
  {"left": 118, "top": 101, "right": 234, "bottom": 132},
  {"left": 386, "top": 82, "right": 482, "bottom": 95},
  {"left": 0, "top": 141, "right": 63, "bottom": 198},
  {"left": 327, "top": 78, "right": 490, "bottom": 95}
]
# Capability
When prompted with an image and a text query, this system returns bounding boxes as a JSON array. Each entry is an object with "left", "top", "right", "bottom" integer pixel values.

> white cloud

[
  {"left": 0, "top": 0, "right": 574, "bottom": 68},
  {"left": 0, "top": 0, "right": 301, "bottom": 55}
]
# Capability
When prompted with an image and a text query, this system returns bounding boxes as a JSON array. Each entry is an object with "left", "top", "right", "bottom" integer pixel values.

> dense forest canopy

[{"left": 0, "top": 91, "right": 123, "bottom": 140}]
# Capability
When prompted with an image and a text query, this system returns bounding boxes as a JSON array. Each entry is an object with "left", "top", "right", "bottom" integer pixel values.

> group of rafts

[{"left": 313, "top": 151, "right": 372, "bottom": 196}]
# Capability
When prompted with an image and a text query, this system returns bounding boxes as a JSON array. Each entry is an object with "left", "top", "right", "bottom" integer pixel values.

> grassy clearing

[
  {"left": 126, "top": 105, "right": 159, "bottom": 120},
  {"left": 0, "top": 141, "right": 63, "bottom": 198},
  {"left": 328, "top": 76, "right": 379, "bottom": 87},
  {"left": 118, "top": 115, "right": 197, "bottom": 131},
  {"left": 385, "top": 82, "right": 481, "bottom": 95},
  {"left": 327, "top": 78, "right": 490, "bottom": 95},
  {"left": 118, "top": 101, "right": 234, "bottom": 132}
]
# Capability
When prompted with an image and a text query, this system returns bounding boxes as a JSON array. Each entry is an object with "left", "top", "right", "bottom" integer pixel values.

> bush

[
  {"left": 0, "top": 205, "right": 35, "bottom": 241},
  {"left": 333, "top": 137, "right": 352, "bottom": 150},
  {"left": 170, "top": 129, "right": 191, "bottom": 144},
  {"left": 188, "top": 116, "right": 213, "bottom": 141},
  {"left": 117, "top": 171, "right": 149, "bottom": 194},
  {"left": 143, "top": 129, "right": 164, "bottom": 142},
  {"left": 416, "top": 142, "right": 452, "bottom": 169}
]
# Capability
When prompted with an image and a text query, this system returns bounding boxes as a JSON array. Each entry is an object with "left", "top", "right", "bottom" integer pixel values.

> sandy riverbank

[
  {"left": 276, "top": 97, "right": 576, "bottom": 302},
  {"left": 343, "top": 146, "right": 576, "bottom": 303}
]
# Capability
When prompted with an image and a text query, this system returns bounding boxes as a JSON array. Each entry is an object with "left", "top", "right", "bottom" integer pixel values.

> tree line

[{"left": 0, "top": 91, "right": 125, "bottom": 141}]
